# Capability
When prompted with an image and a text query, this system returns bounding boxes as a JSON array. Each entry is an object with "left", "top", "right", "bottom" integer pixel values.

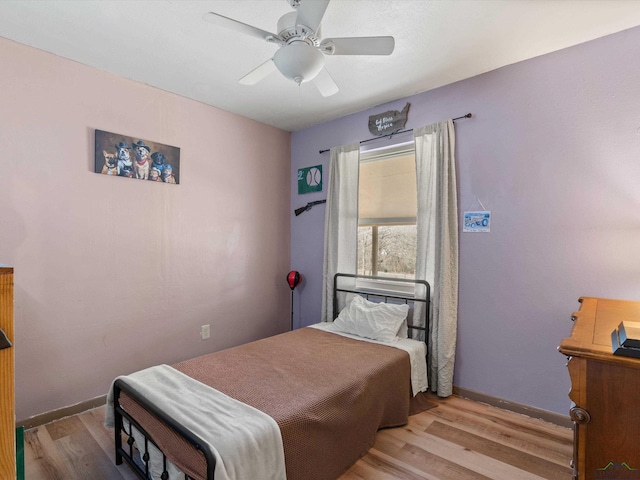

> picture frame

[{"left": 94, "top": 129, "right": 180, "bottom": 184}]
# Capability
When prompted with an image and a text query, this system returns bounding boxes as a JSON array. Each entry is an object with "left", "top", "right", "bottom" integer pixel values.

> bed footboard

[{"left": 113, "top": 379, "right": 216, "bottom": 480}]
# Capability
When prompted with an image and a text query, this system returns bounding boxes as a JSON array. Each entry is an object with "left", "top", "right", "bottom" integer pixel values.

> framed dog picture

[{"left": 94, "top": 130, "right": 180, "bottom": 184}]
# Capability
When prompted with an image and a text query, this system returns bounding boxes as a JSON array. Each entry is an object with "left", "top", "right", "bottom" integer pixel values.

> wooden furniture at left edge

[
  {"left": 558, "top": 296, "right": 640, "bottom": 480},
  {"left": 0, "top": 267, "right": 15, "bottom": 478}
]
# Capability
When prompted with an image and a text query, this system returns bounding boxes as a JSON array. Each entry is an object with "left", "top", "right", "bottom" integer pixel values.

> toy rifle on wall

[{"left": 295, "top": 199, "right": 326, "bottom": 216}]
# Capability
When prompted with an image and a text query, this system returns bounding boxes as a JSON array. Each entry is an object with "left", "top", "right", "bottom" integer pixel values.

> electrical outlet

[{"left": 200, "top": 324, "right": 210, "bottom": 340}]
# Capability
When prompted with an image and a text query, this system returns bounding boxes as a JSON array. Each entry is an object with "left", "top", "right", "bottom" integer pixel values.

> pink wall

[{"left": 0, "top": 37, "right": 291, "bottom": 421}]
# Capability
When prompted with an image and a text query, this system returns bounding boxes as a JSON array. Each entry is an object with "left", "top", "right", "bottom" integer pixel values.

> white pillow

[
  {"left": 333, "top": 295, "right": 409, "bottom": 343},
  {"left": 397, "top": 316, "right": 409, "bottom": 339},
  {"left": 342, "top": 293, "right": 410, "bottom": 337}
]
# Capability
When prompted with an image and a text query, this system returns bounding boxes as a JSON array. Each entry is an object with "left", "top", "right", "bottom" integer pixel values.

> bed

[{"left": 108, "top": 273, "right": 431, "bottom": 480}]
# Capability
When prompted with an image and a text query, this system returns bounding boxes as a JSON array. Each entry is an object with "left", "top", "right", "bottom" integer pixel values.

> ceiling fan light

[{"left": 273, "top": 42, "right": 325, "bottom": 84}]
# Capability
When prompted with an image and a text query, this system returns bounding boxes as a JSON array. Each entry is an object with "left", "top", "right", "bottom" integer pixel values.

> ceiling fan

[{"left": 202, "top": 0, "right": 395, "bottom": 97}]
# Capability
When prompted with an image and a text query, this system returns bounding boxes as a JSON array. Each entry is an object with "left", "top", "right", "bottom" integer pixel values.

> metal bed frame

[
  {"left": 113, "top": 273, "right": 431, "bottom": 480},
  {"left": 113, "top": 380, "right": 216, "bottom": 480}
]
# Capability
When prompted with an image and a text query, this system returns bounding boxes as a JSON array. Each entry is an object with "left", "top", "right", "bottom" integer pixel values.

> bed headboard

[{"left": 332, "top": 273, "right": 431, "bottom": 341}]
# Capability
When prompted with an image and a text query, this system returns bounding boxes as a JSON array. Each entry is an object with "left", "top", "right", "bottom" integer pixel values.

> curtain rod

[{"left": 318, "top": 113, "right": 472, "bottom": 154}]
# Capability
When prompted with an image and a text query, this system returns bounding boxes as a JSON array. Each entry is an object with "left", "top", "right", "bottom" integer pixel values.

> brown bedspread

[{"left": 119, "top": 327, "right": 414, "bottom": 480}]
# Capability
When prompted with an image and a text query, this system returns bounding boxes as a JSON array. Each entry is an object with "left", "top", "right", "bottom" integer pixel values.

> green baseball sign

[{"left": 298, "top": 165, "right": 322, "bottom": 194}]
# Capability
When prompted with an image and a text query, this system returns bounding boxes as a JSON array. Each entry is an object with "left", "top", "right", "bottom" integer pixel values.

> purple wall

[{"left": 290, "top": 26, "right": 640, "bottom": 415}]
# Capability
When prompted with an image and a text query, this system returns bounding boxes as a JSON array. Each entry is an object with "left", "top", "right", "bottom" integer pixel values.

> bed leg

[{"left": 114, "top": 385, "right": 123, "bottom": 465}]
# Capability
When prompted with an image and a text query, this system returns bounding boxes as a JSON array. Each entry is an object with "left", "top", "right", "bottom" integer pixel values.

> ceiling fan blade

[
  {"left": 320, "top": 36, "right": 395, "bottom": 55},
  {"left": 295, "top": 0, "right": 330, "bottom": 32},
  {"left": 239, "top": 58, "right": 277, "bottom": 85},
  {"left": 313, "top": 68, "right": 339, "bottom": 97},
  {"left": 202, "top": 12, "right": 281, "bottom": 42}
]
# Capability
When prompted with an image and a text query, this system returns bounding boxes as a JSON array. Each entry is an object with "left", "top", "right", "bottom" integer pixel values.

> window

[{"left": 357, "top": 142, "right": 417, "bottom": 280}]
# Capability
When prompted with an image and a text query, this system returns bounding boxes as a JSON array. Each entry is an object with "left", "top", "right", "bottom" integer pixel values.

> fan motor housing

[{"left": 277, "top": 11, "right": 320, "bottom": 46}]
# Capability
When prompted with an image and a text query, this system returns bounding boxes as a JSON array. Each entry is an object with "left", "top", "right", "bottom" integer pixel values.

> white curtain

[
  {"left": 414, "top": 120, "right": 459, "bottom": 397},
  {"left": 321, "top": 143, "right": 360, "bottom": 322}
]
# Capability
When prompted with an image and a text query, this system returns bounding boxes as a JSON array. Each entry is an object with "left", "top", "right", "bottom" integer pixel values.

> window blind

[{"left": 358, "top": 144, "right": 417, "bottom": 225}]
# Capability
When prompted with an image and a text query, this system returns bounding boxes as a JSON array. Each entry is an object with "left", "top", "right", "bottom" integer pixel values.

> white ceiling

[{"left": 1, "top": 0, "right": 640, "bottom": 132}]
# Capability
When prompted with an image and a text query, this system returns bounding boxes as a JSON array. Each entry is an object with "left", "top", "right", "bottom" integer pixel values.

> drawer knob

[{"left": 570, "top": 406, "right": 591, "bottom": 424}]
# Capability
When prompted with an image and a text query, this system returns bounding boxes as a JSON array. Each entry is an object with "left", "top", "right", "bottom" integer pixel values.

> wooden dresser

[
  {"left": 0, "top": 267, "right": 15, "bottom": 478},
  {"left": 559, "top": 297, "right": 640, "bottom": 479}
]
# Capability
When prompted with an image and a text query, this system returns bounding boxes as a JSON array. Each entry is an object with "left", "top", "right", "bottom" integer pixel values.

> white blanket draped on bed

[
  {"left": 106, "top": 364, "right": 286, "bottom": 480},
  {"left": 309, "top": 323, "right": 428, "bottom": 395}
]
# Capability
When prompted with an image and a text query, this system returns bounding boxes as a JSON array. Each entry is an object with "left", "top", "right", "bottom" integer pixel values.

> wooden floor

[{"left": 24, "top": 394, "right": 573, "bottom": 480}]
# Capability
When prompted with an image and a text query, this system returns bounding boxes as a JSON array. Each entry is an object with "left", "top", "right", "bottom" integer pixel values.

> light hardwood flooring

[{"left": 24, "top": 394, "right": 573, "bottom": 480}]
